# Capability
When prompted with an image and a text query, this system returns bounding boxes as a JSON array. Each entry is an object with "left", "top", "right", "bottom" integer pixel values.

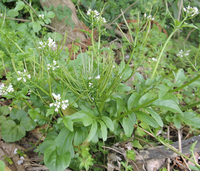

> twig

[
  {"left": 22, "top": 0, "right": 39, "bottom": 17},
  {"left": 167, "top": 126, "right": 170, "bottom": 171},
  {"left": 184, "top": 28, "right": 196, "bottom": 44}
]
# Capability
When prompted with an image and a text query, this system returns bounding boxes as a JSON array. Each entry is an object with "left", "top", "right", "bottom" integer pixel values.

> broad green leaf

[
  {"left": 55, "top": 127, "right": 74, "bottom": 155},
  {"left": 152, "top": 99, "right": 183, "bottom": 115},
  {"left": 156, "top": 84, "right": 171, "bottom": 99},
  {"left": 182, "top": 23, "right": 198, "bottom": 29},
  {"left": 20, "top": 117, "right": 36, "bottom": 131},
  {"left": 101, "top": 116, "right": 114, "bottom": 131},
  {"left": 0, "top": 106, "right": 10, "bottom": 115},
  {"left": 116, "top": 84, "right": 131, "bottom": 91},
  {"left": 116, "top": 97, "right": 126, "bottom": 115},
  {"left": 71, "top": 111, "right": 93, "bottom": 126},
  {"left": 0, "top": 115, "right": 6, "bottom": 124},
  {"left": 63, "top": 116, "right": 73, "bottom": 132},
  {"left": 122, "top": 116, "right": 134, "bottom": 137},
  {"left": 47, "top": 11, "right": 55, "bottom": 18},
  {"left": 46, "top": 108, "right": 55, "bottom": 117},
  {"left": 32, "top": 21, "right": 41, "bottom": 32},
  {"left": 87, "top": 120, "right": 97, "bottom": 142},
  {"left": 127, "top": 92, "right": 141, "bottom": 110},
  {"left": 127, "top": 150, "right": 136, "bottom": 161},
  {"left": 136, "top": 72, "right": 144, "bottom": 83},
  {"left": 173, "top": 116, "right": 181, "bottom": 129},
  {"left": 7, "top": 9, "right": 19, "bottom": 17},
  {"left": 135, "top": 111, "right": 159, "bottom": 128},
  {"left": 139, "top": 93, "right": 154, "bottom": 105},
  {"left": 174, "top": 69, "right": 187, "bottom": 87},
  {"left": 189, "top": 165, "right": 199, "bottom": 171},
  {"left": 145, "top": 108, "right": 163, "bottom": 127},
  {"left": 99, "top": 120, "right": 107, "bottom": 141},
  {"left": 131, "top": 140, "right": 143, "bottom": 149},
  {"left": 28, "top": 108, "right": 40, "bottom": 120},
  {"left": 39, "top": 131, "right": 58, "bottom": 153},
  {"left": 52, "top": 32, "right": 63, "bottom": 41},
  {"left": 1, "top": 120, "right": 26, "bottom": 142},
  {"left": 180, "top": 112, "right": 200, "bottom": 128},
  {"left": 16, "top": 109, "right": 28, "bottom": 121},
  {"left": 160, "top": 93, "right": 179, "bottom": 104},
  {"left": 44, "top": 145, "right": 71, "bottom": 171},
  {"left": 0, "top": 160, "right": 5, "bottom": 171},
  {"left": 14, "top": 1, "right": 25, "bottom": 11},
  {"left": 74, "top": 127, "right": 87, "bottom": 146}
]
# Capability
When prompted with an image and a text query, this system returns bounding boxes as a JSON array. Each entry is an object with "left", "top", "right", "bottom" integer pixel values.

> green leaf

[
  {"left": 46, "top": 11, "right": 55, "bottom": 18},
  {"left": 182, "top": 23, "right": 198, "bottom": 29},
  {"left": 0, "top": 160, "right": 5, "bottom": 171},
  {"left": 99, "top": 120, "right": 107, "bottom": 141},
  {"left": 173, "top": 116, "right": 181, "bottom": 129},
  {"left": 127, "top": 92, "right": 141, "bottom": 110},
  {"left": 116, "top": 83, "right": 131, "bottom": 91},
  {"left": 190, "top": 141, "right": 198, "bottom": 152},
  {"left": 28, "top": 108, "right": 40, "bottom": 120},
  {"left": 46, "top": 108, "right": 55, "bottom": 117},
  {"left": 136, "top": 72, "right": 144, "bottom": 83},
  {"left": 14, "top": 1, "right": 25, "bottom": 11},
  {"left": 122, "top": 114, "right": 135, "bottom": 137},
  {"left": 15, "top": 109, "right": 28, "bottom": 121},
  {"left": 39, "top": 131, "right": 58, "bottom": 153},
  {"left": 156, "top": 84, "right": 171, "bottom": 99},
  {"left": 101, "top": 116, "right": 114, "bottom": 131},
  {"left": 71, "top": 111, "right": 93, "bottom": 126},
  {"left": 1, "top": 120, "right": 26, "bottom": 142},
  {"left": 135, "top": 111, "right": 159, "bottom": 128},
  {"left": 139, "top": 93, "right": 154, "bottom": 105},
  {"left": 0, "top": 115, "right": 6, "bottom": 124},
  {"left": 180, "top": 112, "right": 200, "bottom": 128},
  {"left": 174, "top": 69, "right": 187, "bottom": 87},
  {"left": 131, "top": 140, "right": 143, "bottom": 149},
  {"left": 189, "top": 165, "right": 199, "bottom": 171},
  {"left": 20, "top": 117, "right": 36, "bottom": 131},
  {"left": 44, "top": 145, "right": 71, "bottom": 171},
  {"left": 0, "top": 106, "right": 10, "bottom": 115},
  {"left": 32, "top": 21, "right": 41, "bottom": 32},
  {"left": 87, "top": 120, "right": 97, "bottom": 142},
  {"left": 63, "top": 116, "right": 74, "bottom": 132},
  {"left": 152, "top": 99, "right": 183, "bottom": 115},
  {"left": 52, "top": 32, "right": 63, "bottom": 41},
  {"left": 127, "top": 150, "right": 136, "bottom": 161},
  {"left": 55, "top": 127, "right": 74, "bottom": 155},
  {"left": 74, "top": 127, "right": 87, "bottom": 146},
  {"left": 145, "top": 108, "right": 163, "bottom": 127},
  {"left": 7, "top": 9, "right": 19, "bottom": 17}
]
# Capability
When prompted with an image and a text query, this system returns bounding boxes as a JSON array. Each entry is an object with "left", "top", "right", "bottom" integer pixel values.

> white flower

[
  {"left": 176, "top": 50, "right": 190, "bottom": 57},
  {"left": 39, "top": 37, "right": 56, "bottom": 49},
  {"left": 39, "top": 14, "right": 44, "bottom": 19},
  {"left": 47, "top": 61, "right": 59, "bottom": 71},
  {"left": 17, "top": 70, "right": 31, "bottom": 82},
  {"left": 0, "top": 13, "right": 2, "bottom": 17},
  {"left": 89, "top": 82, "right": 93, "bottom": 87},
  {"left": 14, "top": 148, "right": 18, "bottom": 154},
  {"left": 87, "top": 9, "right": 91, "bottom": 15},
  {"left": 145, "top": 14, "right": 155, "bottom": 20},
  {"left": 95, "top": 75, "right": 100, "bottom": 79},
  {"left": 183, "top": 6, "right": 199, "bottom": 16},
  {"left": 17, "top": 156, "right": 24, "bottom": 165},
  {"left": 0, "top": 83, "right": 14, "bottom": 95},
  {"left": 34, "top": 119, "right": 37, "bottom": 122},
  {"left": 151, "top": 58, "right": 157, "bottom": 61},
  {"left": 52, "top": 93, "right": 61, "bottom": 101},
  {"left": 50, "top": 93, "right": 69, "bottom": 112}
]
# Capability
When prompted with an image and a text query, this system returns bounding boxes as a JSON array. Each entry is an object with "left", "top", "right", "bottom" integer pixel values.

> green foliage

[{"left": 0, "top": 0, "right": 200, "bottom": 171}]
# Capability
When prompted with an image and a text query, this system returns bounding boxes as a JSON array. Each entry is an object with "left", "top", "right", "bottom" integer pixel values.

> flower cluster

[
  {"left": 14, "top": 148, "right": 25, "bottom": 165},
  {"left": 176, "top": 50, "right": 190, "bottom": 57},
  {"left": 144, "top": 13, "right": 155, "bottom": 20},
  {"left": 0, "top": 83, "right": 14, "bottom": 95},
  {"left": 17, "top": 69, "right": 31, "bottom": 82},
  {"left": 87, "top": 9, "right": 106, "bottom": 23},
  {"left": 47, "top": 60, "right": 59, "bottom": 70},
  {"left": 49, "top": 93, "right": 69, "bottom": 112},
  {"left": 38, "top": 14, "right": 44, "bottom": 19},
  {"left": 183, "top": 6, "right": 199, "bottom": 17},
  {"left": 39, "top": 37, "right": 56, "bottom": 49}
]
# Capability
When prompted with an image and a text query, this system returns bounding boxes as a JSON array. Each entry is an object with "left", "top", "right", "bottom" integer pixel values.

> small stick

[{"left": 167, "top": 126, "right": 170, "bottom": 171}]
